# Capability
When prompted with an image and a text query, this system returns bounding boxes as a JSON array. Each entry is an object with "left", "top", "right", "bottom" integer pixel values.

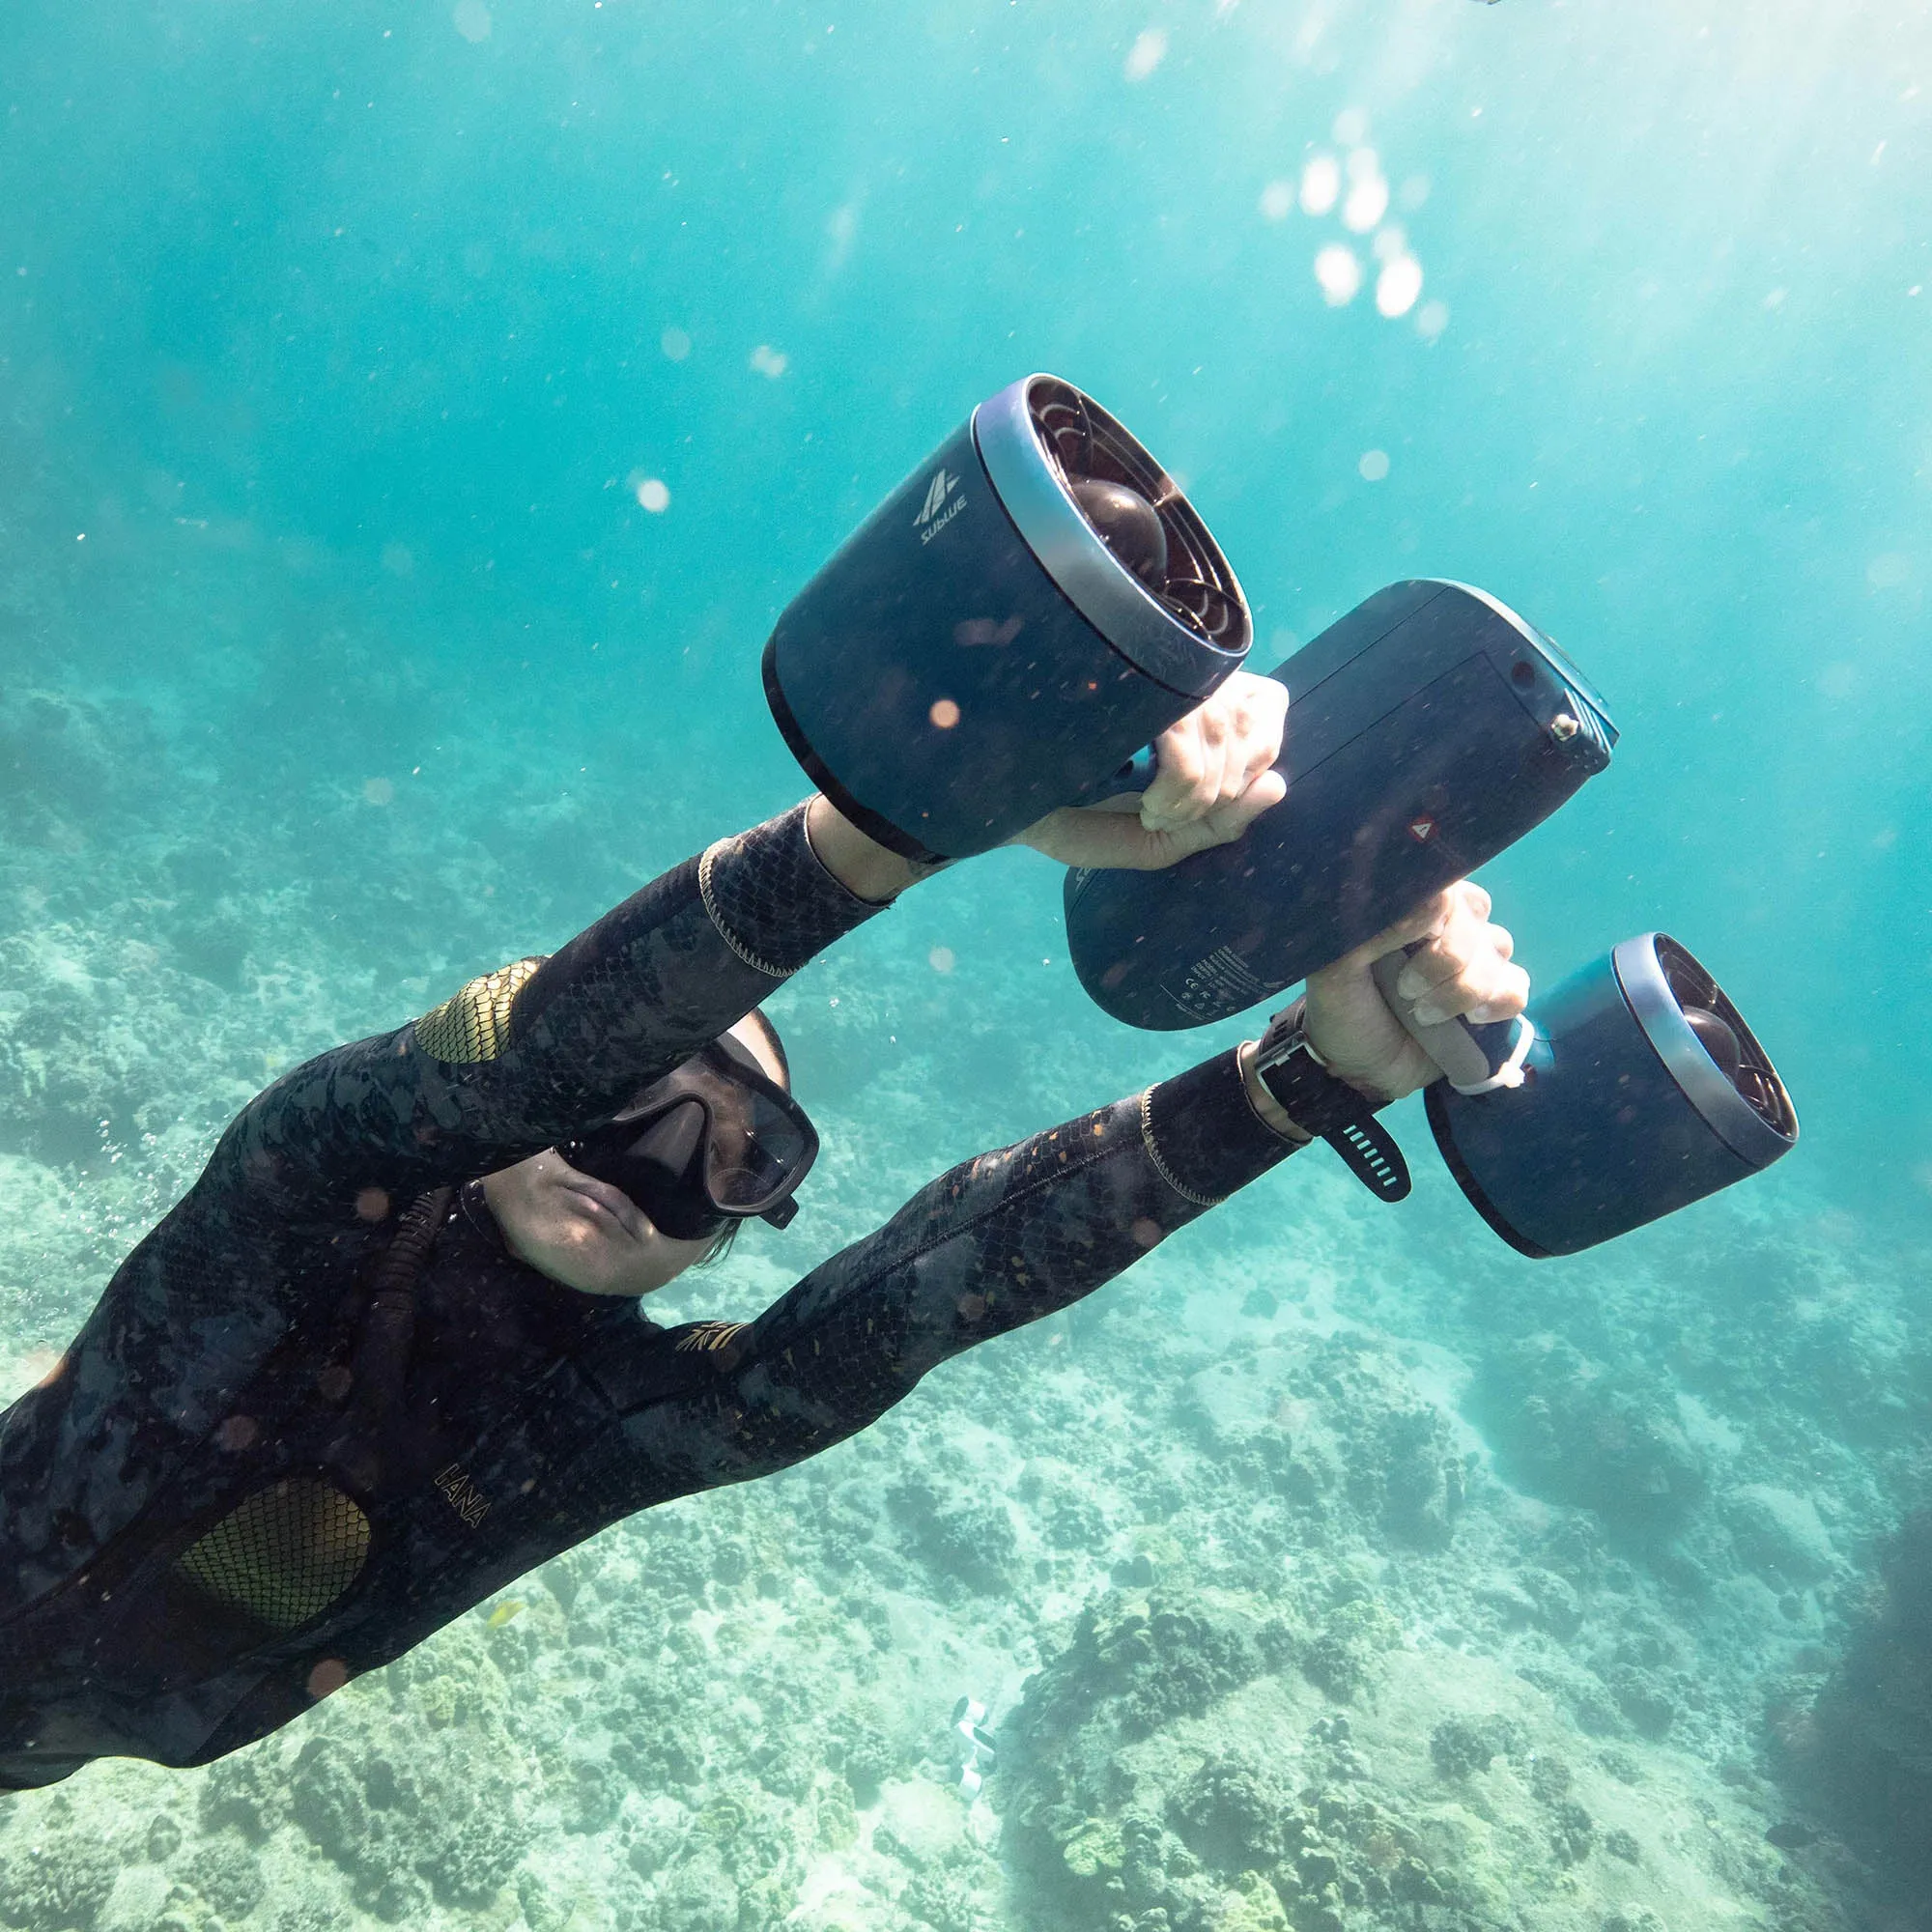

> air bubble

[
  {"left": 1300, "top": 155, "right": 1341, "bottom": 216},
  {"left": 1376, "top": 256, "right": 1424, "bottom": 318},
  {"left": 1314, "top": 244, "right": 1362, "bottom": 306},
  {"left": 1124, "top": 28, "right": 1168, "bottom": 80},
  {"left": 1343, "top": 170, "right": 1389, "bottom": 234}
]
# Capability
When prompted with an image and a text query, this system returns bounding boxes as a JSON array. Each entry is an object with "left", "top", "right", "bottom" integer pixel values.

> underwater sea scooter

[
  {"left": 1064, "top": 580, "right": 1618, "bottom": 1028},
  {"left": 763, "top": 374, "right": 1252, "bottom": 862},
  {"left": 1388, "top": 933, "right": 1798, "bottom": 1256},
  {"left": 1063, "top": 579, "right": 1799, "bottom": 1254}
]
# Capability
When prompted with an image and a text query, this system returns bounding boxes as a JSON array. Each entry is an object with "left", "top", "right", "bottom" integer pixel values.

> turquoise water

[{"left": 2, "top": 4, "right": 1928, "bottom": 1929}]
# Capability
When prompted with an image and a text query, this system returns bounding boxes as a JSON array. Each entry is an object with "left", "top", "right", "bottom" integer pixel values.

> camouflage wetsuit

[{"left": 0, "top": 805, "right": 1296, "bottom": 1787}]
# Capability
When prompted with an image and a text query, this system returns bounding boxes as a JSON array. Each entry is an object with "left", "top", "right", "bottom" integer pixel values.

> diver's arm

[
  {"left": 623, "top": 878, "right": 1526, "bottom": 1487},
  {"left": 208, "top": 803, "right": 891, "bottom": 1215},
  {"left": 619, "top": 1045, "right": 1297, "bottom": 1487},
  {"left": 204, "top": 670, "right": 1292, "bottom": 1215}
]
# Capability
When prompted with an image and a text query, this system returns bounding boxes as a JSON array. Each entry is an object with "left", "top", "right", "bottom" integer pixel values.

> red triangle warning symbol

[{"left": 1408, "top": 816, "right": 1436, "bottom": 843}]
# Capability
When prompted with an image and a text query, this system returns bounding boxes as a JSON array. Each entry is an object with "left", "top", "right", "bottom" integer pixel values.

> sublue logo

[
  {"left": 914, "top": 468, "right": 966, "bottom": 543},
  {"left": 914, "top": 468, "right": 957, "bottom": 526}
]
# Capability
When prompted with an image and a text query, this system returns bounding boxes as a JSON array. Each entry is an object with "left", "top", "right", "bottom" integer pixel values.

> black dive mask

[{"left": 559, "top": 1036, "right": 817, "bottom": 1241}]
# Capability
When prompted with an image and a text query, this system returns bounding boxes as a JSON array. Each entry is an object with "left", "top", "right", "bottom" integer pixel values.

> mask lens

[
  {"left": 570, "top": 1098, "right": 724, "bottom": 1241},
  {"left": 562, "top": 1040, "right": 816, "bottom": 1236},
  {"left": 703, "top": 1082, "right": 813, "bottom": 1209}
]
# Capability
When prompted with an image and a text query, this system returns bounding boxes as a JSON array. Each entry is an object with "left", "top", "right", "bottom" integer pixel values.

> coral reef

[
  {"left": 0, "top": 1833, "right": 120, "bottom": 1931},
  {"left": 0, "top": 554, "right": 1913, "bottom": 1932},
  {"left": 1467, "top": 1335, "right": 1708, "bottom": 1543}
]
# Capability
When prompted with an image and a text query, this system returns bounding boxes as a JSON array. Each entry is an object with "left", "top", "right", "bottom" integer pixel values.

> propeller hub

[{"left": 1069, "top": 476, "right": 1169, "bottom": 588}]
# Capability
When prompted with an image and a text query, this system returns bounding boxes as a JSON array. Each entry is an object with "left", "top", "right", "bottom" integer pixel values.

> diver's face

[{"left": 483, "top": 1016, "right": 787, "bottom": 1298}]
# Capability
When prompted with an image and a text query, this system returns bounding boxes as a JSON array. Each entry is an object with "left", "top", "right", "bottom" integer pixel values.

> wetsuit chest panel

[{"left": 173, "top": 1479, "right": 373, "bottom": 1634}]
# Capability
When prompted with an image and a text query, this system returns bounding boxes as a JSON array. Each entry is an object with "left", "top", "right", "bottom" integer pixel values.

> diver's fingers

[
  {"left": 1465, "top": 960, "right": 1532, "bottom": 1025},
  {"left": 1144, "top": 705, "right": 1232, "bottom": 828},
  {"left": 1342, "top": 885, "right": 1463, "bottom": 972},
  {"left": 1232, "top": 675, "right": 1289, "bottom": 795},
  {"left": 1141, "top": 714, "right": 1208, "bottom": 828},
  {"left": 1416, "top": 955, "right": 1530, "bottom": 1027},
  {"left": 1406, "top": 896, "right": 1527, "bottom": 1025},
  {"left": 1194, "top": 768, "right": 1287, "bottom": 847}
]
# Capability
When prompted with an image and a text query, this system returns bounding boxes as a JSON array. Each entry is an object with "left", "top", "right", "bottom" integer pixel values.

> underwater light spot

[
  {"left": 636, "top": 478, "right": 670, "bottom": 513},
  {"left": 954, "top": 615, "right": 1024, "bottom": 647},
  {"left": 929, "top": 697, "right": 961, "bottom": 729},
  {"left": 380, "top": 541, "right": 413, "bottom": 578},
  {"left": 362, "top": 778, "right": 395, "bottom": 807},
  {"left": 1333, "top": 106, "right": 1369, "bottom": 146},
  {"left": 1259, "top": 180, "right": 1295, "bottom": 222},
  {"left": 928, "top": 946, "right": 956, "bottom": 974},
  {"left": 750, "top": 343, "right": 789, "bottom": 380},
  {"left": 452, "top": 0, "right": 491, "bottom": 42},
  {"left": 1130, "top": 1216, "right": 1161, "bottom": 1248},
  {"left": 1377, "top": 255, "right": 1424, "bottom": 318},
  {"left": 1866, "top": 551, "right": 1911, "bottom": 589},
  {"left": 355, "top": 1187, "right": 390, "bottom": 1222},
  {"left": 1399, "top": 173, "right": 1432, "bottom": 212},
  {"left": 306, "top": 1659, "right": 350, "bottom": 1700},
  {"left": 1299, "top": 154, "right": 1341, "bottom": 216},
  {"left": 215, "top": 1415, "right": 259, "bottom": 1452},
  {"left": 1359, "top": 449, "right": 1391, "bottom": 482},
  {"left": 1817, "top": 662, "right": 1860, "bottom": 700},
  {"left": 1373, "top": 224, "right": 1408, "bottom": 263},
  {"left": 660, "top": 326, "right": 692, "bottom": 362},
  {"left": 1344, "top": 170, "right": 1389, "bottom": 234},
  {"left": 1416, "top": 298, "right": 1450, "bottom": 341},
  {"left": 1315, "top": 244, "right": 1362, "bottom": 305},
  {"left": 1124, "top": 28, "right": 1168, "bottom": 80}
]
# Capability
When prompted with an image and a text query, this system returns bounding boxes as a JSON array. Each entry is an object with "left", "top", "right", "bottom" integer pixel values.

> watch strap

[{"left": 1254, "top": 1000, "right": 1412, "bottom": 1203}]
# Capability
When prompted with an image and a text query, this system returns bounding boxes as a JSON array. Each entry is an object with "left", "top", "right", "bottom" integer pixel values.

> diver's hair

[{"left": 698, "top": 1220, "right": 743, "bottom": 1267}]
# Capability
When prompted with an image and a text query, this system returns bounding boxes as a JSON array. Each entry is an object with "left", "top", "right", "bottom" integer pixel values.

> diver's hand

[
  {"left": 1014, "top": 671, "right": 1289, "bottom": 870},
  {"left": 1238, "top": 883, "right": 1529, "bottom": 1128},
  {"left": 1307, "top": 882, "right": 1527, "bottom": 1102}
]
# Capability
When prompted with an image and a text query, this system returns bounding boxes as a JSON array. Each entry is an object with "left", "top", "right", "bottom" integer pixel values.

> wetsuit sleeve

[
  {"left": 210, "top": 803, "right": 885, "bottom": 1214},
  {"left": 621, "top": 1047, "right": 1296, "bottom": 1489}
]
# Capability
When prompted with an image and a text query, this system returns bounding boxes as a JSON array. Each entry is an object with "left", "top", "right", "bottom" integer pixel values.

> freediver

[{"left": 0, "top": 670, "right": 1526, "bottom": 1786}]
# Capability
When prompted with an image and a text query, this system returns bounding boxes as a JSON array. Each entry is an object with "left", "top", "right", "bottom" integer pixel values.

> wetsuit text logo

[
  {"left": 915, "top": 468, "right": 965, "bottom": 543},
  {"left": 434, "top": 1463, "right": 491, "bottom": 1528}
]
